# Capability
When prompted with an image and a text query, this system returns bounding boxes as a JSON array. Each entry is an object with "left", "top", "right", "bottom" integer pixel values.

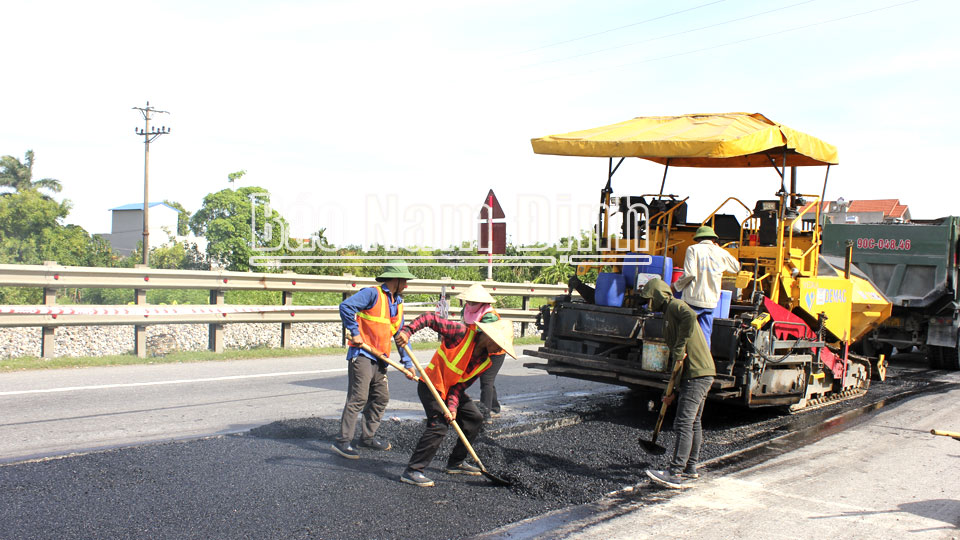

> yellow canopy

[{"left": 530, "top": 112, "right": 838, "bottom": 167}]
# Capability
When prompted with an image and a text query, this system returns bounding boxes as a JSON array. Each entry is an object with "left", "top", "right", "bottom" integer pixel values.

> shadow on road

[{"left": 812, "top": 498, "right": 960, "bottom": 529}]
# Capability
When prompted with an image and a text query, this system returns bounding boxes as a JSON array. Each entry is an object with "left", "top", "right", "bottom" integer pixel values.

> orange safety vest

[
  {"left": 350, "top": 286, "right": 403, "bottom": 357},
  {"left": 425, "top": 326, "right": 491, "bottom": 400}
]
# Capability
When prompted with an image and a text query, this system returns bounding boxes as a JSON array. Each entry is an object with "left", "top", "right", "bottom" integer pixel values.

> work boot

[
  {"left": 331, "top": 442, "right": 360, "bottom": 460},
  {"left": 445, "top": 461, "right": 482, "bottom": 476},
  {"left": 646, "top": 469, "right": 685, "bottom": 490},
  {"left": 357, "top": 438, "right": 392, "bottom": 451},
  {"left": 400, "top": 469, "right": 435, "bottom": 487},
  {"left": 681, "top": 468, "right": 700, "bottom": 480}
]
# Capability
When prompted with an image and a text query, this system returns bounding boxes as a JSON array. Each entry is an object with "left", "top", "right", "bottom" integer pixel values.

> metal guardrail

[
  {"left": 0, "top": 306, "right": 536, "bottom": 327},
  {"left": 0, "top": 262, "right": 569, "bottom": 358},
  {"left": 0, "top": 262, "right": 568, "bottom": 296}
]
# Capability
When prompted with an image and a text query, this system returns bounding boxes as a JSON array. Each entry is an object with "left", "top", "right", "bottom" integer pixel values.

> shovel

[
  {"left": 402, "top": 344, "right": 512, "bottom": 486},
  {"left": 639, "top": 354, "right": 686, "bottom": 455}
]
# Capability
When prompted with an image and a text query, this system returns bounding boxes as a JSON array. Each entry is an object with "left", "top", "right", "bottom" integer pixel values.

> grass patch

[{"left": 0, "top": 336, "right": 544, "bottom": 372}]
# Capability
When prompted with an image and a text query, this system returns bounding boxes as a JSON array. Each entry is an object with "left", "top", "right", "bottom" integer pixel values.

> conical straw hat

[
  {"left": 456, "top": 283, "right": 496, "bottom": 304},
  {"left": 476, "top": 318, "right": 516, "bottom": 359}
]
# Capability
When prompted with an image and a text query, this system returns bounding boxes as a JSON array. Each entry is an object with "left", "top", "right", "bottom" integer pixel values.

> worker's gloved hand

[
  {"left": 350, "top": 334, "right": 364, "bottom": 346},
  {"left": 403, "top": 366, "right": 417, "bottom": 381},
  {"left": 395, "top": 330, "right": 410, "bottom": 348},
  {"left": 662, "top": 392, "right": 676, "bottom": 406},
  {"left": 444, "top": 409, "right": 456, "bottom": 423}
]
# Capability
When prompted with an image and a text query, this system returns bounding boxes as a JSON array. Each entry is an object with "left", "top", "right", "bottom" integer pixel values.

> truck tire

[
  {"left": 943, "top": 338, "right": 960, "bottom": 371},
  {"left": 929, "top": 346, "right": 944, "bottom": 369}
]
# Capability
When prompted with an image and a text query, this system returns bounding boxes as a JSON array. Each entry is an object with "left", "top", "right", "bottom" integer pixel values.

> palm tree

[
  {"left": 227, "top": 170, "right": 246, "bottom": 185},
  {"left": 0, "top": 150, "right": 62, "bottom": 196}
]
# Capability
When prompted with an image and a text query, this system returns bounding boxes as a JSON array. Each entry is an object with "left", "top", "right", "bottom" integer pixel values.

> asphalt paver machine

[{"left": 526, "top": 113, "right": 892, "bottom": 411}]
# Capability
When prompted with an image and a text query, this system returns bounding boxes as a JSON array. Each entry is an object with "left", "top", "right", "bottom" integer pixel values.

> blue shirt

[{"left": 339, "top": 284, "right": 412, "bottom": 368}]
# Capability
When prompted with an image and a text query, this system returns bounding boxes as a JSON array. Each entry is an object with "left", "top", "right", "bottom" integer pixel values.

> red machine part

[{"left": 762, "top": 298, "right": 846, "bottom": 379}]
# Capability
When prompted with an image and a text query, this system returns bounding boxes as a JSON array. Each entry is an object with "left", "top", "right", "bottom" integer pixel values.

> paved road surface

[
  {"left": 3, "top": 352, "right": 958, "bottom": 539},
  {"left": 0, "top": 345, "right": 612, "bottom": 463},
  {"left": 489, "top": 369, "right": 960, "bottom": 540}
]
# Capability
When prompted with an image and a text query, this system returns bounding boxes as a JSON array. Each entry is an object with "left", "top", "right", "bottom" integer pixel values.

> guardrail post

[
  {"left": 134, "top": 288, "right": 147, "bottom": 358},
  {"left": 41, "top": 286, "right": 56, "bottom": 358},
  {"left": 340, "top": 292, "right": 348, "bottom": 347},
  {"left": 209, "top": 290, "right": 224, "bottom": 353},
  {"left": 521, "top": 295, "right": 529, "bottom": 337},
  {"left": 281, "top": 290, "right": 293, "bottom": 348}
]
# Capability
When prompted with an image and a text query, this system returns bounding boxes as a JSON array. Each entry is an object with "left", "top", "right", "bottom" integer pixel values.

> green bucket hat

[
  {"left": 693, "top": 225, "right": 719, "bottom": 240},
  {"left": 376, "top": 260, "right": 416, "bottom": 282}
]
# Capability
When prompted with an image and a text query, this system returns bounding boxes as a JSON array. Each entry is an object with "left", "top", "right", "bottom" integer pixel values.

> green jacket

[{"left": 641, "top": 278, "right": 716, "bottom": 380}]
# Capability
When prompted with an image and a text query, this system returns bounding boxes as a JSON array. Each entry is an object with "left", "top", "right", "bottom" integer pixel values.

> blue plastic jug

[
  {"left": 711, "top": 289, "right": 732, "bottom": 319},
  {"left": 595, "top": 273, "right": 626, "bottom": 307}
]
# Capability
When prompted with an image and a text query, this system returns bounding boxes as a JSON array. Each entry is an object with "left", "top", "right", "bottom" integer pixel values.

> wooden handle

[
  {"left": 345, "top": 330, "right": 418, "bottom": 380},
  {"left": 358, "top": 343, "right": 418, "bottom": 380},
  {"left": 931, "top": 429, "right": 960, "bottom": 440},
  {"left": 652, "top": 355, "right": 686, "bottom": 438},
  {"left": 403, "top": 344, "right": 487, "bottom": 471}
]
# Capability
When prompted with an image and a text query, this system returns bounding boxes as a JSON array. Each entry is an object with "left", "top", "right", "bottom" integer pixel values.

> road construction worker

[
  {"left": 394, "top": 285, "right": 516, "bottom": 487},
  {"left": 456, "top": 284, "right": 508, "bottom": 422},
  {"left": 332, "top": 260, "right": 417, "bottom": 459},
  {"left": 640, "top": 277, "right": 715, "bottom": 490},
  {"left": 672, "top": 225, "right": 740, "bottom": 347}
]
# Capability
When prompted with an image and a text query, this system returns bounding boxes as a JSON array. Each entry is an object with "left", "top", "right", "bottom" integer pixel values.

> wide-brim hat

[
  {"left": 476, "top": 318, "right": 517, "bottom": 359},
  {"left": 456, "top": 283, "right": 496, "bottom": 304},
  {"left": 693, "top": 225, "right": 719, "bottom": 240},
  {"left": 376, "top": 260, "right": 416, "bottom": 282}
]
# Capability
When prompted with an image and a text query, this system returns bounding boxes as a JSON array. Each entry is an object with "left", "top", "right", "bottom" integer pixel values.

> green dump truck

[{"left": 821, "top": 217, "right": 960, "bottom": 369}]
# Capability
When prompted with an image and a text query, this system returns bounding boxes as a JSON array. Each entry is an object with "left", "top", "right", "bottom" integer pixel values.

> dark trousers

[
  {"left": 337, "top": 355, "right": 389, "bottom": 445},
  {"left": 669, "top": 376, "right": 713, "bottom": 474},
  {"left": 407, "top": 381, "right": 483, "bottom": 472},
  {"left": 479, "top": 353, "right": 505, "bottom": 414}
]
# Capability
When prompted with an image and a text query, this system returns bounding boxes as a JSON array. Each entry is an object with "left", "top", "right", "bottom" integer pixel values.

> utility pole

[{"left": 132, "top": 101, "right": 170, "bottom": 267}]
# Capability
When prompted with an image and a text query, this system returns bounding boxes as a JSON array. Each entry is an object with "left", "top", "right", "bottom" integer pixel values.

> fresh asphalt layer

[
  {"left": 0, "top": 362, "right": 939, "bottom": 540},
  {"left": 0, "top": 346, "right": 609, "bottom": 463}
]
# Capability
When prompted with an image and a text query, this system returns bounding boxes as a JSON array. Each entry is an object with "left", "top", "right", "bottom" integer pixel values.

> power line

[
  {"left": 515, "top": 0, "right": 727, "bottom": 55},
  {"left": 132, "top": 101, "right": 171, "bottom": 268},
  {"left": 522, "top": 0, "right": 818, "bottom": 69},
  {"left": 532, "top": 0, "right": 924, "bottom": 84}
]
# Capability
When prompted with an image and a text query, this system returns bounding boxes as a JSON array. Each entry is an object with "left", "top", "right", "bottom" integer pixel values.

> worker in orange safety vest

[
  {"left": 393, "top": 284, "right": 516, "bottom": 487},
  {"left": 332, "top": 260, "right": 417, "bottom": 460}
]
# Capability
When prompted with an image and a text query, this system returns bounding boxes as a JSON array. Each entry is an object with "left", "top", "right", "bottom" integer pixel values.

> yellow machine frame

[{"left": 538, "top": 113, "right": 891, "bottom": 347}]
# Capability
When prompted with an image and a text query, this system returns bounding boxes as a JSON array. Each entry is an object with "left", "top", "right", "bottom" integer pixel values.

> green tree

[
  {"left": 163, "top": 200, "right": 191, "bottom": 236},
  {"left": 0, "top": 150, "right": 63, "bottom": 196},
  {"left": 149, "top": 228, "right": 206, "bottom": 270},
  {"left": 86, "top": 235, "right": 124, "bottom": 267},
  {"left": 534, "top": 261, "right": 574, "bottom": 285},
  {"left": 189, "top": 186, "right": 289, "bottom": 271},
  {"left": 0, "top": 190, "right": 118, "bottom": 303},
  {"left": 0, "top": 189, "right": 71, "bottom": 263}
]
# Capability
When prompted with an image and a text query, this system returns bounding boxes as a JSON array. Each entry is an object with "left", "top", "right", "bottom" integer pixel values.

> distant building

[
  {"left": 801, "top": 198, "right": 911, "bottom": 226},
  {"left": 99, "top": 202, "right": 206, "bottom": 256}
]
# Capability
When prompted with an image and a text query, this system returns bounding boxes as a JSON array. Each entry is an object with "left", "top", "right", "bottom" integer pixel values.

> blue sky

[{"left": 1, "top": 0, "right": 956, "bottom": 249}]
